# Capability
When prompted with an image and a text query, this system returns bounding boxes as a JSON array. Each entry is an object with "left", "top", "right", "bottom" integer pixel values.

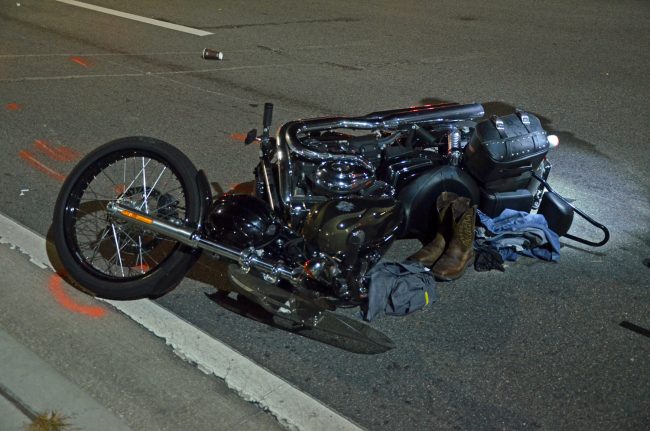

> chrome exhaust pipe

[{"left": 106, "top": 202, "right": 303, "bottom": 283}]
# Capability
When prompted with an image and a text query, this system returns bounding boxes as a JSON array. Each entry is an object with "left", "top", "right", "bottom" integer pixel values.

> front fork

[{"left": 105, "top": 201, "right": 305, "bottom": 283}]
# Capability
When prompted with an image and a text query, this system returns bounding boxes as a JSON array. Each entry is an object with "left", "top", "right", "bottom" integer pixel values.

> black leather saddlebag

[
  {"left": 464, "top": 111, "right": 549, "bottom": 190},
  {"left": 479, "top": 188, "right": 533, "bottom": 217}
]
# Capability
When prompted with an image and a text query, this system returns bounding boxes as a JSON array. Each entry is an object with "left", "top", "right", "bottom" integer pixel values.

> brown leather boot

[
  {"left": 432, "top": 198, "right": 476, "bottom": 281},
  {"left": 407, "top": 192, "right": 458, "bottom": 266}
]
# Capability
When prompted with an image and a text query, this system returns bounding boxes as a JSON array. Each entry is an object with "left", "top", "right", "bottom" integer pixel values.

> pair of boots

[{"left": 408, "top": 192, "right": 476, "bottom": 281}]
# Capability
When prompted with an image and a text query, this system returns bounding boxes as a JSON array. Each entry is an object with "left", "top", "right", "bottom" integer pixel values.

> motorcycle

[{"left": 52, "top": 53, "right": 609, "bottom": 351}]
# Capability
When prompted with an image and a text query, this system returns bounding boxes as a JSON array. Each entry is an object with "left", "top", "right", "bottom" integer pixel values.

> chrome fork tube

[{"left": 105, "top": 202, "right": 303, "bottom": 283}]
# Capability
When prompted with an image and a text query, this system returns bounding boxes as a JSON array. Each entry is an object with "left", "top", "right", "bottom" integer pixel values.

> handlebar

[{"left": 263, "top": 103, "right": 274, "bottom": 131}]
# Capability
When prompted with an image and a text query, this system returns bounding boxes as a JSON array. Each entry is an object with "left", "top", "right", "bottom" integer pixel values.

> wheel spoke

[
  {"left": 68, "top": 152, "right": 189, "bottom": 281},
  {"left": 141, "top": 157, "right": 150, "bottom": 213},
  {"left": 121, "top": 157, "right": 152, "bottom": 199},
  {"left": 140, "top": 165, "right": 167, "bottom": 211},
  {"left": 88, "top": 225, "right": 111, "bottom": 262},
  {"left": 110, "top": 223, "right": 125, "bottom": 277},
  {"left": 136, "top": 236, "right": 145, "bottom": 273}
]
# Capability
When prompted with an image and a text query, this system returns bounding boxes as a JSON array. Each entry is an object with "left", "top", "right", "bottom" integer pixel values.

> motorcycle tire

[{"left": 52, "top": 136, "right": 202, "bottom": 300}]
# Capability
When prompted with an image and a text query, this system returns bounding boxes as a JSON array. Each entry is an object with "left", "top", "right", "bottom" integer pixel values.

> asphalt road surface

[{"left": 1, "top": 0, "right": 649, "bottom": 430}]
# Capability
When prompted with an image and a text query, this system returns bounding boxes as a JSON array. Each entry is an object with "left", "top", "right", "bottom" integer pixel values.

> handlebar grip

[
  {"left": 202, "top": 48, "right": 223, "bottom": 61},
  {"left": 263, "top": 103, "right": 274, "bottom": 131}
]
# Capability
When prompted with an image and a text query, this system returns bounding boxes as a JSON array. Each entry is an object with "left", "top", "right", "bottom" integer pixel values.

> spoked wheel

[{"left": 53, "top": 137, "right": 202, "bottom": 299}]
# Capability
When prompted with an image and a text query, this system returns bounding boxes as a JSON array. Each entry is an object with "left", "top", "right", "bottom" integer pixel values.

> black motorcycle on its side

[{"left": 52, "top": 71, "right": 608, "bottom": 350}]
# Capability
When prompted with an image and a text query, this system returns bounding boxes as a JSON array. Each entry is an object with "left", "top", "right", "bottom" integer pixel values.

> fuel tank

[{"left": 301, "top": 197, "right": 403, "bottom": 256}]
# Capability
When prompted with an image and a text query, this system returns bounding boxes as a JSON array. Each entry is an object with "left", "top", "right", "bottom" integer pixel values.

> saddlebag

[
  {"left": 464, "top": 111, "right": 549, "bottom": 191},
  {"left": 479, "top": 188, "right": 534, "bottom": 217}
]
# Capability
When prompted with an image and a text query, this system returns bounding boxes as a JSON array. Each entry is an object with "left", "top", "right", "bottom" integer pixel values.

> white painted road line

[
  {"left": 0, "top": 212, "right": 364, "bottom": 431},
  {"left": 0, "top": 63, "right": 314, "bottom": 83},
  {"left": 55, "top": 0, "right": 214, "bottom": 37}
]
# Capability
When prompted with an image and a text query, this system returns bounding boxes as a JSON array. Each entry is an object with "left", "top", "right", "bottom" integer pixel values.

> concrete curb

[{"left": 0, "top": 328, "right": 133, "bottom": 431}]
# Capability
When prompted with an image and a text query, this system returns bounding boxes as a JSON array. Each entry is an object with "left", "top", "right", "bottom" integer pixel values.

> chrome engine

[
  {"left": 247, "top": 103, "right": 486, "bottom": 298},
  {"left": 261, "top": 103, "right": 485, "bottom": 231}
]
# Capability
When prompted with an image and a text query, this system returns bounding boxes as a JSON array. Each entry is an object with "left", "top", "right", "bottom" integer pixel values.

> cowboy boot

[
  {"left": 432, "top": 198, "right": 476, "bottom": 281},
  {"left": 407, "top": 192, "right": 458, "bottom": 266}
]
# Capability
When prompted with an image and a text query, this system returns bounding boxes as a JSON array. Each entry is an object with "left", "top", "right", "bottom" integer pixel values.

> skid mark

[
  {"left": 200, "top": 16, "right": 360, "bottom": 30},
  {"left": 48, "top": 274, "right": 107, "bottom": 318},
  {"left": 69, "top": 56, "right": 93, "bottom": 68},
  {"left": 5, "top": 102, "right": 22, "bottom": 111},
  {"left": 33, "top": 139, "right": 80, "bottom": 162},
  {"left": 18, "top": 150, "right": 66, "bottom": 182}
]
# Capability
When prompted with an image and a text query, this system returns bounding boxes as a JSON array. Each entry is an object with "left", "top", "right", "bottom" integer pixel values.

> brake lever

[{"left": 244, "top": 129, "right": 258, "bottom": 145}]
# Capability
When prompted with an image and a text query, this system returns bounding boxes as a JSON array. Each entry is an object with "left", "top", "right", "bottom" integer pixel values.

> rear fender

[{"left": 396, "top": 165, "right": 479, "bottom": 240}]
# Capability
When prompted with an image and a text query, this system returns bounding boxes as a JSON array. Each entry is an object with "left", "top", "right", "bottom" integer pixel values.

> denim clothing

[
  {"left": 363, "top": 261, "right": 437, "bottom": 321},
  {"left": 476, "top": 209, "right": 561, "bottom": 262}
]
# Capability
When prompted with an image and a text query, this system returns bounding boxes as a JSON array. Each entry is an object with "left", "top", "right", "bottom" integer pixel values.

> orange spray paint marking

[
  {"left": 230, "top": 133, "right": 247, "bottom": 142},
  {"left": 33, "top": 140, "right": 81, "bottom": 162},
  {"left": 57, "top": 146, "right": 82, "bottom": 160},
  {"left": 114, "top": 183, "right": 126, "bottom": 195},
  {"left": 69, "top": 56, "right": 92, "bottom": 68},
  {"left": 48, "top": 274, "right": 107, "bottom": 318},
  {"left": 132, "top": 263, "right": 150, "bottom": 273},
  {"left": 228, "top": 182, "right": 254, "bottom": 194},
  {"left": 18, "top": 150, "right": 66, "bottom": 182},
  {"left": 33, "top": 140, "right": 69, "bottom": 162},
  {"left": 5, "top": 103, "right": 22, "bottom": 111}
]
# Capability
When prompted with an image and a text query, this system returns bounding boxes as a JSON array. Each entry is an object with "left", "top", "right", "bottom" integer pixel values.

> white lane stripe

[
  {"left": 0, "top": 63, "right": 313, "bottom": 83},
  {"left": 55, "top": 0, "right": 213, "bottom": 37},
  {"left": 0, "top": 212, "right": 364, "bottom": 431}
]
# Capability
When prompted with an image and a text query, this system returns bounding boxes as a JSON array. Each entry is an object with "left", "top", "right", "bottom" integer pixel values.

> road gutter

[{"left": 0, "top": 212, "right": 364, "bottom": 431}]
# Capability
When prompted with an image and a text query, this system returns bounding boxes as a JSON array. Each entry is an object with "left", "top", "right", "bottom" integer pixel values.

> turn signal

[
  {"left": 120, "top": 209, "right": 153, "bottom": 224},
  {"left": 547, "top": 134, "right": 559, "bottom": 149}
]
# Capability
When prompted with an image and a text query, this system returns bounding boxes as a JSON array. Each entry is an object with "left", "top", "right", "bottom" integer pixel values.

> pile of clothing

[
  {"left": 363, "top": 192, "right": 561, "bottom": 320},
  {"left": 361, "top": 192, "right": 476, "bottom": 321},
  {"left": 474, "top": 208, "right": 561, "bottom": 271},
  {"left": 407, "top": 191, "right": 561, "bottom": 275}
]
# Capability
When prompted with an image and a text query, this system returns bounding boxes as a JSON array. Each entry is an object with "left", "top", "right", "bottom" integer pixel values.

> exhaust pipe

[{"left": 106, "top": 202, "right": 303, "bottom": 283}]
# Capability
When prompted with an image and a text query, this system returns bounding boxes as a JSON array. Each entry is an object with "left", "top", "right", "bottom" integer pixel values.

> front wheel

[{"left": 53, "top": 137, "right": 202, "bottom": 299}]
